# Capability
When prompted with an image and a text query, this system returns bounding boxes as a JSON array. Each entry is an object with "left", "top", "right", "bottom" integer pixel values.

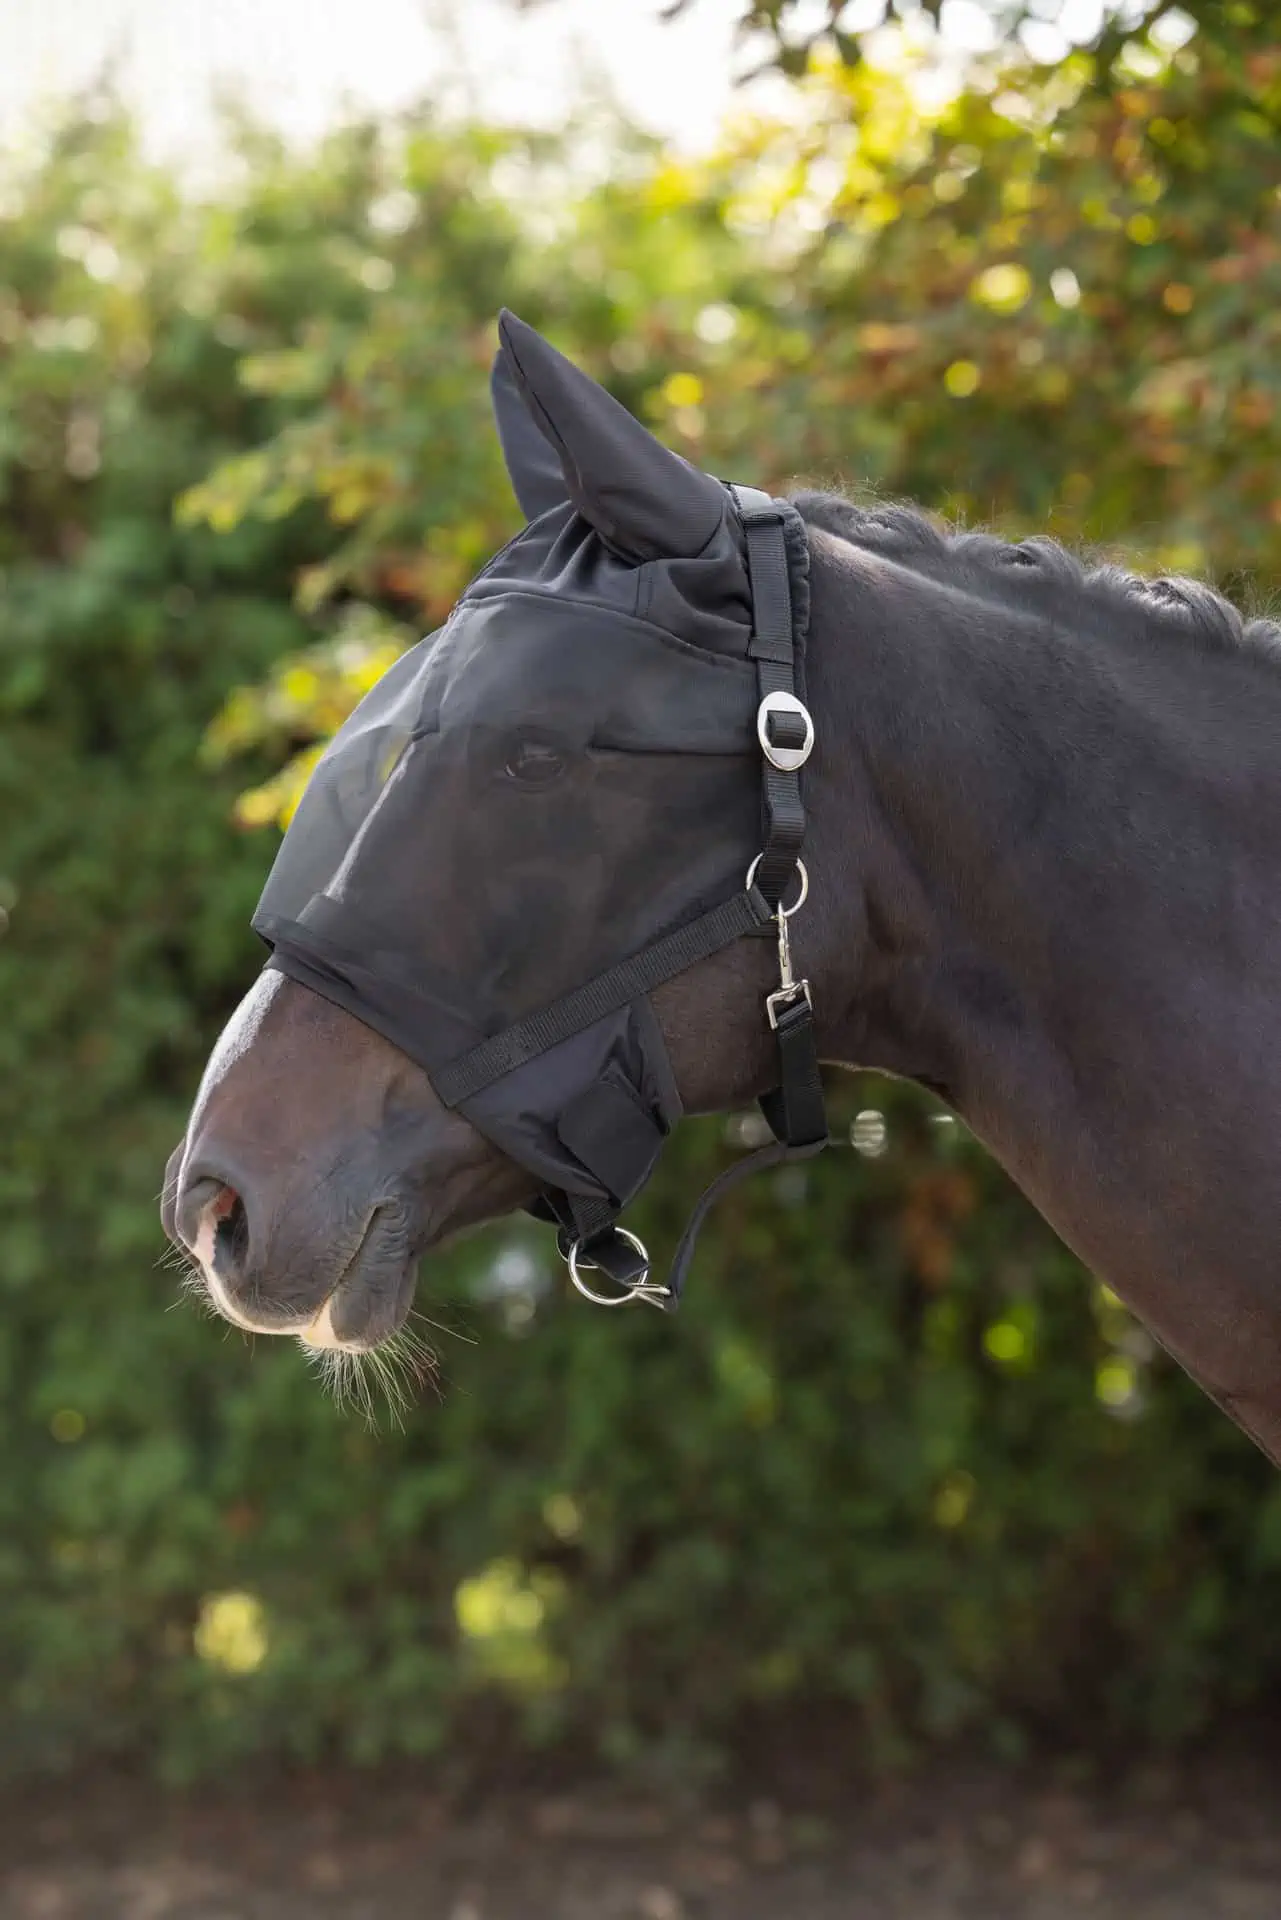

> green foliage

[
  {"left": 4, "top": 29, "right": 1281, "bottom": 1784},
  {"left": 659, "top": 0, "right": 1279, "bottom": 96}
]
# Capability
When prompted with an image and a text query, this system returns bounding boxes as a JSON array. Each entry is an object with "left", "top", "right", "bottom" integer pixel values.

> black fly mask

[{"left": 253, "top": 312, "right": 827, "bottom": 1307}]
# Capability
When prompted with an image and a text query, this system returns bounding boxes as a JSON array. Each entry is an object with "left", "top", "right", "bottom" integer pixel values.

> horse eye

[{"left": 504, "top": 739, "right": 567, "bottom": 788}]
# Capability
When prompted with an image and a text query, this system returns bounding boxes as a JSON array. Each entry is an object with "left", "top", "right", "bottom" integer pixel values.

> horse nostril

[
  {"left": 210, "top": 1188, "right": 250, "bottom": 1284},
  {"left": 175, "top": 1170, "right": 248, "bottom": 1278}
]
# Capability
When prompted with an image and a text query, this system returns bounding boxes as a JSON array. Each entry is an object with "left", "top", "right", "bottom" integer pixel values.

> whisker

[
  {"left": 161, "top": 1250, "right": 219, "bottom": 1322},
  {"left": 174, "top": 1258, "right": 448, "bottom": 1425},
  {"left": 298, "top": 1314, "right": 447, "bottom": 1427},
  {"left": 392, "top": 1328, "right": 444, "bottom": 1408},
  {"left": 354, "top": 1356, "right": 375, "bottom": 1428},
  {"left": 404, "top": 1305, "right": 478, "bottom": 1349},
  {"left": 390, "top": 1325, "right": 441, "bottom": 1389},
  {"left": 368, "top": 1348, "right": 407, "bottom": 1433}
]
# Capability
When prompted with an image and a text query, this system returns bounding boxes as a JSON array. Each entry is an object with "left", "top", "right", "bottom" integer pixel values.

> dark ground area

[{"left": 3, "top": 1737, "right": 1279, "bottom": 1919}]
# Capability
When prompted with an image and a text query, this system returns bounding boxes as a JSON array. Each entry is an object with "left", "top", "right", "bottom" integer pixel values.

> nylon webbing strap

[
  {"left": 759, "top": 994, "right": 828, "bottom": 1151},
  {"left": 731, "top": 485, "right": 807, "bottom": 909},
  {"left": 665, "top": 1142, "right": 789, "bottom": 1303},
  {"left": 435, "top": 885, "right": 772, "bottom": 1107}
]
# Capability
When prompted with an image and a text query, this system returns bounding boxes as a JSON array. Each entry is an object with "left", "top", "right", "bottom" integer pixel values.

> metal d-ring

[
  {"left": 745, "top": 854, "right": 809, "bottom": 919},
  {"left": 566, "top": 1228, "right": 670, "bottom": 1309}
]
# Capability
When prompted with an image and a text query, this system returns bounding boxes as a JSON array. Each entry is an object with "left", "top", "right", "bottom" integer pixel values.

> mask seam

[{"left": 459, "top": 586, "right": 758, "bottom": 677}]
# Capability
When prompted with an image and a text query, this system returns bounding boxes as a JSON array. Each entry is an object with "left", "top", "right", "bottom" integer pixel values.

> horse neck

[{"left": 802, "top": 526, "right": 1281, "bottom": 1463}]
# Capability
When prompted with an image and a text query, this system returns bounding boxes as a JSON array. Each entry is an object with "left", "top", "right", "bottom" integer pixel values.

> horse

[{"left": 163, "top": 312, "right": 1281, "bottom": 1467}]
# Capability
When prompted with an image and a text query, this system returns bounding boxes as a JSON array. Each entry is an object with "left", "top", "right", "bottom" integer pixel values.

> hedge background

[{"left": 3, "top": 13, "right": 1281, "bottom": 1783}]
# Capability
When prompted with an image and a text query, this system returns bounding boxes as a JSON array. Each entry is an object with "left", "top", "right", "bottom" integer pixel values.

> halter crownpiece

[{"left": 250, "top": 314, "right": 828, "bottom": 1311}]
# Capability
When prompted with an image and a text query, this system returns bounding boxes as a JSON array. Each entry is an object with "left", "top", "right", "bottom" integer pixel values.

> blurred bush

[{"left": 3, "top": 20, "right": 1281, "bottom": 1783}]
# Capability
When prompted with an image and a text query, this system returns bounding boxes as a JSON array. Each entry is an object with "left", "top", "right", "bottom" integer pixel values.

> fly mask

[{"left": 252, "top": 311, "right": 827, "bottom": 1308}]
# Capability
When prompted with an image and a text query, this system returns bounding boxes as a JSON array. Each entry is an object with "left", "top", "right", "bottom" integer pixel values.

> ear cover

[
  {"left": 495, "top": 308, "right": 728, "bottom": 563},
  {"left": 490, "top": 348, "right": 569, "bottom": 522}
]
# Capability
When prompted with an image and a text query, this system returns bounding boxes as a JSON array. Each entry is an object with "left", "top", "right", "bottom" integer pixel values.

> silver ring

[
  {"left": 745, "top": 855, "right": 808, "bottom": 918},
  {"left": 567, "top": 1229, "right": 669, "bottom": 1308}
]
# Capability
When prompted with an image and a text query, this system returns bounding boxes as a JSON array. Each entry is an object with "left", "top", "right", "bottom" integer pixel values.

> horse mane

[{"left": 791, "top": 489, "right": 1281, "bottom": 659}]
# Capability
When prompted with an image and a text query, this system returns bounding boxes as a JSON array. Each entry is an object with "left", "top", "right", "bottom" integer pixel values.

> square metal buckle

[{"left": 766, "top": 979, "right": 812, "bottom": 1030}]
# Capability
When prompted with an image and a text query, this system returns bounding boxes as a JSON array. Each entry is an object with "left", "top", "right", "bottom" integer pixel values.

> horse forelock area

[{"left": 790, "top": 489, "right": 1281, "bottom": 660}]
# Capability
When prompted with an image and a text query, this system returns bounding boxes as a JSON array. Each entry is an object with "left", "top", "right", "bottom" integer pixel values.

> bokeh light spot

[
  {"left": 984, "top": 1320, "right": 1026, "bottom": 1365},
  {"left": 944, "top": 359, "right": 981, "bottom": 398},
  {"left": 194, "top": 1591, "right": 269, "bottom": 1675}
]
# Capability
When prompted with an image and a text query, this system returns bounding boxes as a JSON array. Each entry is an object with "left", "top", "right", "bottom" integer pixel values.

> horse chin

[
  {"left": 298, "top": 1274, "right": 412, "bottom": 1355},
  {"left": 295, "top": 1207, "right": 418, "bottom": 1354},
  {"left": 300, "top": 1294, "right": 369, "bottom": 1354}
]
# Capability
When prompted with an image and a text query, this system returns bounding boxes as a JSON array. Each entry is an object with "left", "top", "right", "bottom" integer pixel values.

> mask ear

[
  {"left": 491, "top": 348, "right": 569, "bottom": 521},
  {"left": 495, "top": 309, "right": 727, "bottom": 562}
]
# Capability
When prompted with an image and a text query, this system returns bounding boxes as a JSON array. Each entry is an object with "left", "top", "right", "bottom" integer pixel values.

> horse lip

[
  {"left": 301, "top": 1205, "right": 412, "bottom": 1351},
  {"left": 300, "top": 1214, "right": 379, "bottom": 1348}
]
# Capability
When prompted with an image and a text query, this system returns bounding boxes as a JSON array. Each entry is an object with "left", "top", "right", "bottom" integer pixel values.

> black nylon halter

[{"left": 434, "top": 485, "right": 828, "bottom": 1307}]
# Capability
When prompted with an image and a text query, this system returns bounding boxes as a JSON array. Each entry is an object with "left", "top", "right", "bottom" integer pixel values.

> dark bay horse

[{"left": 164, "top": 316, "right": 1281, "bottom": 1466}]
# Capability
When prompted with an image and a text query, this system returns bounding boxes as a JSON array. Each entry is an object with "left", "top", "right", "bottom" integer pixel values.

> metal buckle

[
  {"left": 765, "top": 979, "right": 813, "bottom": 1030},
  {"left": 566, "top": 1229, "right": 670, "bottom": 1309},
  {"left": 757, "top": 691, "right": 814, "bottom": 773}
]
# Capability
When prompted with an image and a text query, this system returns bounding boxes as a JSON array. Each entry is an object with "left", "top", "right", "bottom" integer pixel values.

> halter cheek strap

[
  {"left": 561, "top": 487, "right": 830, "bottom": 1306},
  {"left": 434, "top": 487, "right": 829, "bottom": 1308},
  {"left": 651, "top": 487, "right": 828, "bottom": 1301}
]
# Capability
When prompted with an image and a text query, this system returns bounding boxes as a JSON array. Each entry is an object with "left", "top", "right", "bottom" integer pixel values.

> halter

[{"left": 432, "top": 486, "right": 829, "bottom": 1308}]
